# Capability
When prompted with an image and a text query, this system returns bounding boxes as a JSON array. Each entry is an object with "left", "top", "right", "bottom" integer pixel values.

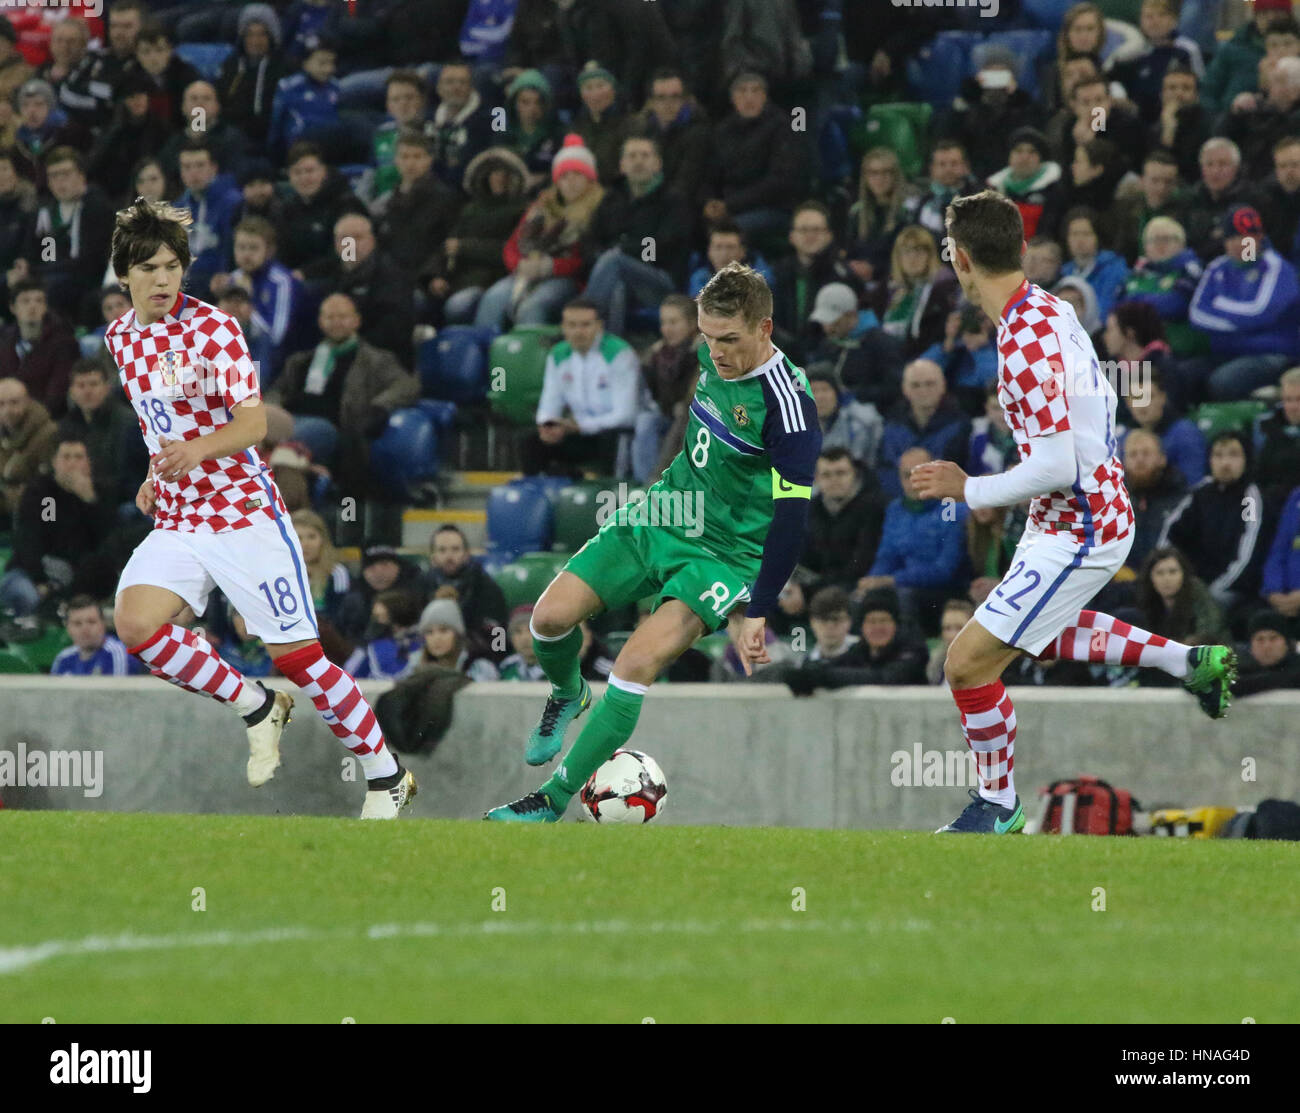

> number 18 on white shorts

[
  {"left": 117, "top": 516, "right": 320, "bottom": 644},
  {"left": 974, "top": 527, "right": 1133, "bottom": 656}
]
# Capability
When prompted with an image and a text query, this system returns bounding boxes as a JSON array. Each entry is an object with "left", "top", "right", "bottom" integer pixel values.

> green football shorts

[{"left": 564, "top": 520, "right": 758, "bottom": 633}]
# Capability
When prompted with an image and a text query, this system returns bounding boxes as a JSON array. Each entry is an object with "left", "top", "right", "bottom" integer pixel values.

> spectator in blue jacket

[
  {"left": 268, "top": 33, "right": 344, "bottom": 162},
  {"left": 1188, "top": 203, "right": 1300, "bottom": 400},
  {"left": 857, "top": 446, "right": 970, "bottom": 635},
  {"left": 687, "top": 222, "right": 773, "bottom": 298},
  {"left": 210, "top": 215, "right": 307, "bottom": 389},
  {"left": 966, "top": 384, "right": 1016, "bottom": 478},
  {"left": 1262, "top": 483, "right": 1300, "bottom": 635},
  {"left": 1116, "top": 360, "right": 1208, "bottom": 486},
  {"left": 876, "top": 358, "right": 971, "bottom": 500},
  {"left": 1119, "top": 216, "right": 1207, "bottom": 358},
  {"left": 1060, "top": 206, "right": 1130, "bottom": 326},
  {"left": 175, "top": 135, "right": 242, "bottom": 302},
  {"left": 50, "top": 595, "right": 143, "bottom": 677},
  {"left": 920, "top": 303, "right": 997, "bottom": 417},
  {"left": 345, "top": 588, "right": 425, "bottom": 680}
]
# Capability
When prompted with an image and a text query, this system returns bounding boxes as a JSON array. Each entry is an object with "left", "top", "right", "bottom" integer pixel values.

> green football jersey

[{"left": 648, "top": 343, "right": 821, "bottom": 567}]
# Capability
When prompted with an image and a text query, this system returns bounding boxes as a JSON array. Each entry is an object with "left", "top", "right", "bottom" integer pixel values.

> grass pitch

[{"left": 2, "top": 812, "right": 1296, "bottom": 1023}]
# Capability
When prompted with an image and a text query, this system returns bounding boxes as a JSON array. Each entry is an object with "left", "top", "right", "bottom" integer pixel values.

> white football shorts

[
  {"left": 117, "top": 514, "right": 320, "bottom": 645},
  {"left": 973, "top": 526, "right": 1133, "bottom": 656}
]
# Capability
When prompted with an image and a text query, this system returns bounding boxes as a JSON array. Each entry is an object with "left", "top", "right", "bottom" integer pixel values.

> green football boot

[
  {"left": 524, "top": 680, "right": 592, "bottom": 765},
  {"left": 483, "top": 790, "right": 564, "bottom": 823},
  {"left": 1183, "top": 645, "right": 1237, "bottom": 719}
]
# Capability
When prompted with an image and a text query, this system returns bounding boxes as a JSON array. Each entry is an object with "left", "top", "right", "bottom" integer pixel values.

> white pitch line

[{"left": 0, "top": 918, "right": 935, "bottom": 975}]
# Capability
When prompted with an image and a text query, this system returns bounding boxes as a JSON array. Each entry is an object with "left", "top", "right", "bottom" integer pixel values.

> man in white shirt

[{"left": 523, "top": 296, "right": 640, "bottom": 476}]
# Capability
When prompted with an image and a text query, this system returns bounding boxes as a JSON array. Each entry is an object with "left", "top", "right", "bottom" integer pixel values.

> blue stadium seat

[
  {"left": 174, "top": 42, "right": 235, "bottom": 82},
  {"left": 414, "top": 399, "right": 458, "bottom": 436},
  {"left": 368, "top": 407, "right": 438, "bottom": 499},
  {"left": 820, "top": 104, "right": 861, "bottom": 185},
  {"left": 529, "top": 475, "right": 574, "bottom": 505},
  {"left": 906, "top": 31, "right": 980, "bottom": 108},
  {"left": 486, "top": 478, "right": 553, "bottom": 555},
  {"left": 419, "top": 325, "right": 493, "bottom": 402},
  {"left": 1021, "top": 0, "right": 1076, "bottom": 31},
  {"left": 339, "top": 163, "right": 370, "bottom": 190},
  {"left": 974, "top": 30, "right": 1055, "bottom": 98}
]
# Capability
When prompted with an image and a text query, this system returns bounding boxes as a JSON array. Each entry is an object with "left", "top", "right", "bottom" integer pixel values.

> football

[{"left": 579, "top": 750, "right": 668, "bottom": 824}]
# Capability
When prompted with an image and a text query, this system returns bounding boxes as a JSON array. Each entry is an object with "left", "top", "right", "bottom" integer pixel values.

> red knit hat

[
  {"left": 1255, "top": 0, "right": 1294, "bottom": 13},
  {"left": 551, "top": 133, "right": 598, "bottom": 183}
]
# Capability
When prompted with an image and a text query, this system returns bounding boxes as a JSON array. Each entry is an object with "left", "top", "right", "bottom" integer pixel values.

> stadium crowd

[{"left": 1, "top": 0, "right": 1299, "bottom": 702}]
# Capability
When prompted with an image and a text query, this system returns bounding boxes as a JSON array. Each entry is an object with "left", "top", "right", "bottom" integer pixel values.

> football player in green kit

[{"left": 485, "top": 262, "right": 823, "bottom": 821}]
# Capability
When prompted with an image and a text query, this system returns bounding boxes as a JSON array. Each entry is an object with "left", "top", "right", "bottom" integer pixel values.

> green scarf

[{"left": 303, "top": 336, "right": 359, "bottom": 395}]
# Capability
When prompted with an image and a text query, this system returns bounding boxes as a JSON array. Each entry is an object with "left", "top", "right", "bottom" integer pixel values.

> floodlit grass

[{"left": 2, "top": 812, "right": 1296, "bottom": 1023}]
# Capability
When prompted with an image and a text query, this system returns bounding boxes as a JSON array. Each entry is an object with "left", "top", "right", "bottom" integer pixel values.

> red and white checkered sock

[
  {"left": 274, "top": 643, "right": 398, "bottom": 780},
  {"left": 1037, "top": 610, "right": 1189, "bottom": 677},
  {"left": 952, "top": 680, "right": 1017, "bottom": 808},
  {"left": 132, "top": 624, "right": 266, "bottom": 716}
]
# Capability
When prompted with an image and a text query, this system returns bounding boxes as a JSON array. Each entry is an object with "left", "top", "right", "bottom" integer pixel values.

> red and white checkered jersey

[
  {"left": 105, "top": 292, "right": 285, "bottom": 533},
  {"left": 997, "top": 280, "right": 1133, "bottom": 545}
]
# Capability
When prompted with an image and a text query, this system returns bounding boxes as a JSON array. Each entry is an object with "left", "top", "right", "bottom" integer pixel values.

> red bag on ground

[{"left": 1036, "top": 775, "right": 1140, "bottom": 835}]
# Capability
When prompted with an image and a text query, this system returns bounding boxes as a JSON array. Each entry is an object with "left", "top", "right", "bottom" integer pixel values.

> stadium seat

[
  {"left": 551, "top": 480, "right": 608, "bottom": 552},
  {"left": 0, "top": 642, "right": 36, "bottom": 674},
  {"left": 820, "top": 103, "right": 861, "bottom": 184},
  {"left": 487, "top": 326, "right": 561, "bottom": 426},
  {"left": 974, "top": 31, "right": 1054, "bottom": 98},
  {"left": 1021, "top": 0, "right": 1076, "bottom": 31},
  {"left": 906, "top": 31, "right": 980, "bottom": 108},
  {"left": 495, "top": 551, "right": 567, "bottom": 612},
  {"left": 418, "top": 326, "right": 493, "bottom": 402},
  {"left": 1096, "top": 0, "right": 1142, "bottom": 22},
  {"left": 26, "top": 626, "right": 72, "bottom": 671},
  {"left": 174, "top": 42, "right": 235, "bottom": 82},
  {"left": 858, "top": 103, "right": 932, "bottom": 179},
  {"left": 414, "top": 398, "right": 458, "bottom": 436},
  {"left": 1192, "top": 401, "right": 1268, "bottom": 444},
  {"left": 368, "top": 406, "right": 438, "bottom": 500},
  {"left": 486, "top": 478, "right": 553, "bottom": 555}
]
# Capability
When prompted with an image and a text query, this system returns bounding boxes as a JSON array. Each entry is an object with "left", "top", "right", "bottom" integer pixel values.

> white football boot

[
  {"left": 246, "top": 689, "right": 294, "bottom": 786},
  {"left": 360, "top": 769, "right": 418, "bottom": 819}
]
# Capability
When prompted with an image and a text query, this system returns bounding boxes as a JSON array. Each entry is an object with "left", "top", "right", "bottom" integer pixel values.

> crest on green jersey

[{"left": 732, "top": 403, "right": 749, "bottom": 426}]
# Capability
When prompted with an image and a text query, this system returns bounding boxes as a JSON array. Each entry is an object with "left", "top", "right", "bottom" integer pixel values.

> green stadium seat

[
  {"left": 856, "top": 103, "right": 932, "bottom": 179},
  {"left": 551, "top": 480, "right": 609, "bottom": 553},
  {"left": 495, "top": 551, "right": 568, "bottom": 612},
  {"left": 1191, "top": 401, "right": 1268, "bottom": 444},
  {"left": 487, "top": 327, "right": 561, "bottom": 426},
  {"left": 0, "top": 642, "right": 36, "bottom": 673},
  {"left": 22, "top": 626, "right": 72, "bottom": 672},
  {"left": 1095, "top": 0, "right": 1142, "bottom": 23}
]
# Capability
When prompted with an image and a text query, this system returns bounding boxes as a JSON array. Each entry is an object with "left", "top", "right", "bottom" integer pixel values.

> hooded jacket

[
  {"left": 217, "top": 6, "right": 289, "bottom": 146},
  {"left": 421, "top": 148, "right": 530, "bottom": 293},
  {"left": 1060, "top": 250, "right": 1130, "bottom": 325}
]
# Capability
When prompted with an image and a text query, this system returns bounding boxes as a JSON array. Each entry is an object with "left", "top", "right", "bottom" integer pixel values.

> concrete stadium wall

[{"left": 1, "top": 679, "right": 1296, "bottom": 829}]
